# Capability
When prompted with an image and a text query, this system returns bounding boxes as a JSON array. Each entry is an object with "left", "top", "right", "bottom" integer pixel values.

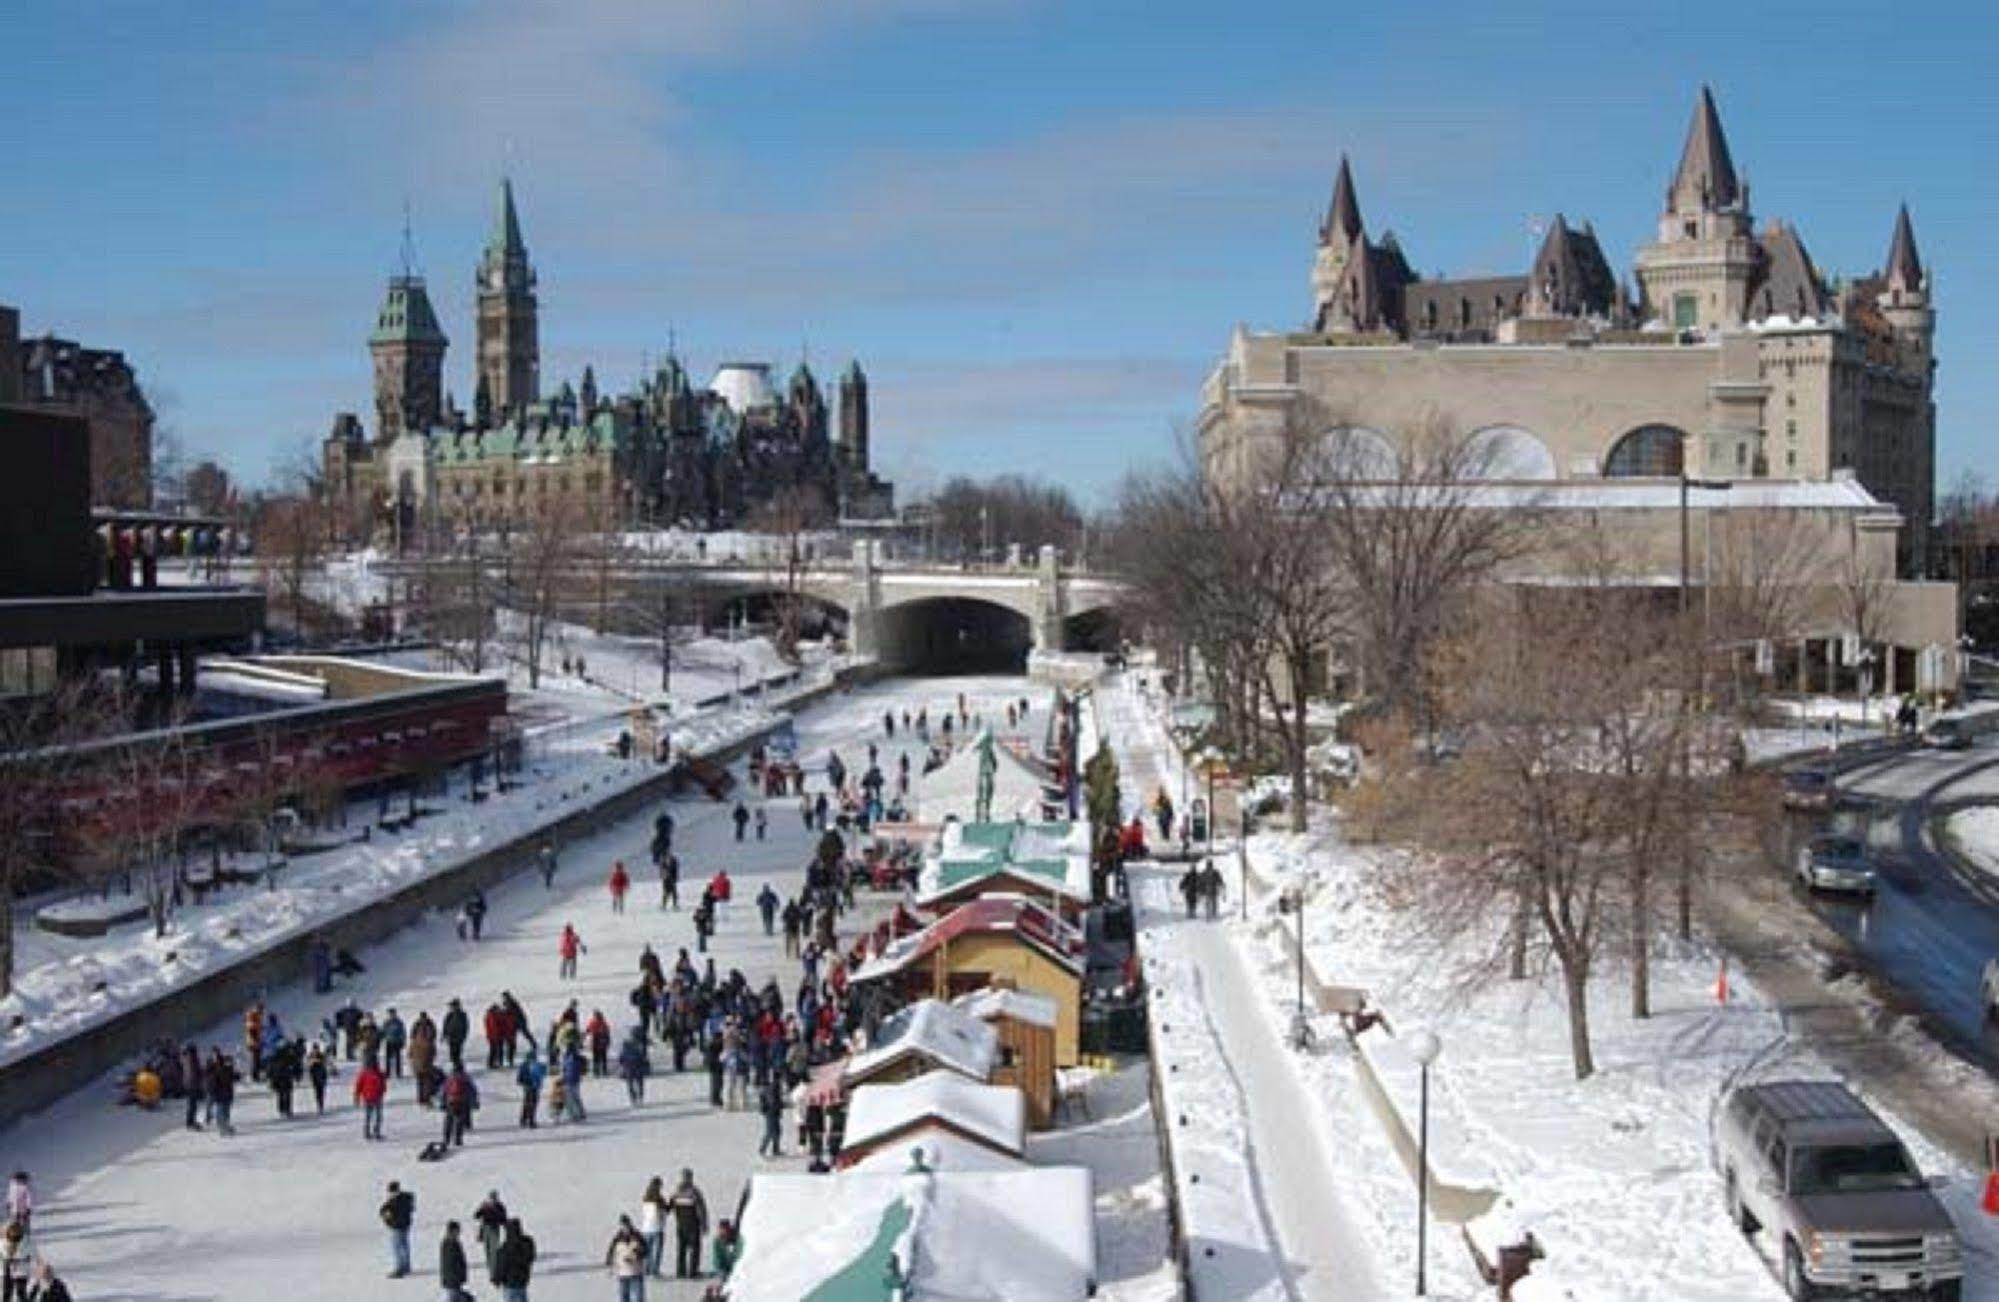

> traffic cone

[
  {"left": 1983, "top": 1171, "right": 1999, "bottom": 1216},
  {"left": 1714, "top": 956, "right": 1730, "bottom": 1005}
]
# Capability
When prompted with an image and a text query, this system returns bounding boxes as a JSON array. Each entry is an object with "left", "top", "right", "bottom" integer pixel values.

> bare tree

[
  {"left": 0, "top": 685, "right": 119, "bottom": 996},
  {"left": 105, "top": 720, "right": 209, "bottom": 939},
  {"left": 512, "top": 492, "right": 584, "bottom": 689},
  {"left": 746, "top": 485, "right": 832, "bottom": 663}
]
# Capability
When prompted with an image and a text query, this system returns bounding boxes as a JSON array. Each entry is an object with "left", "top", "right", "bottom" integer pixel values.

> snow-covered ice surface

[
  {"left": 0, "top": 676, "right": 1176, "bottom": 1301},
  {"left": 1111, "top": 675, "right": 1999, "bottom": 1301},
  {"left": 0, "top": 697, "right": 789, "bottom": 1070}
]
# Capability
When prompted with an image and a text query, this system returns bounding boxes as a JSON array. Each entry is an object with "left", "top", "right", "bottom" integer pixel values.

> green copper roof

[
  {"left": 956, "top": 822, "right": 1018, "bottom": 852},
  {"left": 802, "top": 1196, "right": 910, "bottom": 1301},
  {"left": 491, "top": 177, "right": 525, "bottom": 259},
  {"left": 369, "top": 275, "right": 447, "bottom": 347},
  {"left": 934, "top": 857, "right": 1070, "bottom": 892}
]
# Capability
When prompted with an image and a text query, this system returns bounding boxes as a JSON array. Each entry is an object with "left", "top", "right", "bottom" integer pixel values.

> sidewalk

[{"left": 1102, "top": 678, "right": 1379, "bottom": 1301}]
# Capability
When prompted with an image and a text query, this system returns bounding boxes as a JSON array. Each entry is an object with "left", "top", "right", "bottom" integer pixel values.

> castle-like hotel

[
  {"left": 324, "top": 180, "right": 891, "bottom": 543},
  {"left": 1202, "top": 86, "right": 1937, "bottom": 574}
]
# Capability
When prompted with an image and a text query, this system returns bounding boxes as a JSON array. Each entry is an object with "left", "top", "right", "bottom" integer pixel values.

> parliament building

[{"left": 324, "top": 180, "right": 891, "bottom": 544}]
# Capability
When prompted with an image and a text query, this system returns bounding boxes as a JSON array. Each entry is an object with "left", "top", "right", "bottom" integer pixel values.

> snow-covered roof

[
  {"left": 845, "top": 999, "right": 999, "bottom": 1086},
  {"left": 852, "top": 896, "right": 1086, "bottom": 984},
  {"left": 847, "top": 1131, "right": 1028, "bottom": 1175},
  {"left": 916, "top": 731, "right": 1054, "bottom": 822},
  {"left": 844, "top": 1072, "right": 1027, "bottom": 1159},
  {"left": 919, "top": 819, "right": 1092, "bottom": 906},
  {"left": 952, "top": 986, "right": 1060, "bottom": 1030},
  {"left": 731, "top": 1161, "right": 1096, "bottom": 1300}
]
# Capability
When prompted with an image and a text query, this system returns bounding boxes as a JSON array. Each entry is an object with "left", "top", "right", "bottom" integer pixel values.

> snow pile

[
  {"left": 731, "top": 1161, "right": 1097, "bottom": 1300},
  {"left": 846, "top": 999, "right": 1000, "bottom": 1085},
  {"left": 843, "top": 1071, "right": 1027, "bottom": 1159},
  {"left": 1947, "top": 807, "right": 1999, "bottom": 880}
]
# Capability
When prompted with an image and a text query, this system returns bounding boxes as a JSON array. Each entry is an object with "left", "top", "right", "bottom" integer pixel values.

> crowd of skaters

[{"left": 11, "top": 689, "right": 1038, "bottom": 1300}]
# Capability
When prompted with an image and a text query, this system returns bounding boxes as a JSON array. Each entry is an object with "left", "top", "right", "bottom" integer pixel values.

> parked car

[
  {"left": 1794, "top": 835, "right": 1878, "bottom": 898},
  {"left": 1713, "top": 1079, "right": 1961, "bottom": 1300},
  {"left": 1782, "top": 769, "right": 1836, "bottom": 812},
  {"left": 1922, "top": 717, "right": 1974, "bottom": 751}
]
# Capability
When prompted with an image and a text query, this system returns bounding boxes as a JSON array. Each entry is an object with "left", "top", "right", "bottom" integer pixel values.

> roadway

[{"left": 1778, "top": 734, "right": 1999, "bottom": 1065}]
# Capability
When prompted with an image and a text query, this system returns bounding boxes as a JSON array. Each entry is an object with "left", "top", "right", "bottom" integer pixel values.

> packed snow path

[
  {"left": 1100, "top": 679, "right": 1379, "bottom": 1300},
  {"left": 0, "top": 677, "right": 1050, "bottom": 1301}
]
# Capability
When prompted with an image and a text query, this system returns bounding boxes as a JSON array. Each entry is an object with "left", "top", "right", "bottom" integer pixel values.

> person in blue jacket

[{"left": 514, "top": 1050, "right": 546, "bottom": 1129}]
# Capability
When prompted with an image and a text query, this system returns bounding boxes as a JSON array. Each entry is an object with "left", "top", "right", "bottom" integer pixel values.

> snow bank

[{"left": 1947, "top": 806, "right": 1999, "bottom": 880}]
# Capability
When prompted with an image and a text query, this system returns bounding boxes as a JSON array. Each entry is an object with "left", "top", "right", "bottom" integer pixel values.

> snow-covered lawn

[
  {"left": 1948, "top": 806, "right": 1999, "bottom": 880},
  {"left": 1116, "top": 675, "right": 1999, "bottom": 1300},
  {"left": 1, "top": 676, "right": 1172, "bottom": 1301}
]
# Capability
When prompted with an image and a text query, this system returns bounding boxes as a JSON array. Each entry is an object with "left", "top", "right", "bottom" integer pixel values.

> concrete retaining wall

[{"left": 0, "top": 662, "right": 878, "bottom": 1129}]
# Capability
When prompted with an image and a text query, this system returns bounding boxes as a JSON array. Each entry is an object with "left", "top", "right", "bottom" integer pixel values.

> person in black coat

[
  {"left": 441, "top": 999, "right": 470, "bottom": 1070},
  {"left": 492, "top": 1218, "right": 537, "bottom": 1300},
  {"left": 439, "top": 1220, "right": 470, "bottom": 1302},
  {"left": 180, "top": 1043, "right": 205, "bottom": 1131}
]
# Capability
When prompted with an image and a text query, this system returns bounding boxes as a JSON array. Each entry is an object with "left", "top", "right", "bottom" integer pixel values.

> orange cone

[
  {"left": 1714, "top": 956, "right": 1730, "bottom": 1005},
  {"left": 1983, "top": 1171, "right": 1999, "bottom": 1217}
]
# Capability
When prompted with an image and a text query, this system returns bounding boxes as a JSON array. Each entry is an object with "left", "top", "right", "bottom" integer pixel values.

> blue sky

[{"left": 2, "top": 0, "right": 1992, "bottom": 502}]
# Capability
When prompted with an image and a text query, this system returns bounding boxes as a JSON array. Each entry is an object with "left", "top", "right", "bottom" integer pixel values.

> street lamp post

[
  {"left": 1278, "top": 886, "right": 1308, "bottom": 1046},
  {"left": 1406, "top": 1030, "right": 1443, "bottom": 1297},
  {"left": 1239, "top": 805, "right": 1249, "bottom": 920}
]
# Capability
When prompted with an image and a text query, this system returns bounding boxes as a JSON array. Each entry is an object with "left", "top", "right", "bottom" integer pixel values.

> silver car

[
  {"left": 1795, "top": 835, "right": 1877, "bottom": 898},
  {"left": 1714, "top": 1080, "right": 1961, "bottom": 1299}
]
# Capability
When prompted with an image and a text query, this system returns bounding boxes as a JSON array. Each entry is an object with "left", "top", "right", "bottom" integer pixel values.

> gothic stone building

[
  {"left": 0, "top": 302, "right": 156, "bottom": 509},
  {"left": 1204, "top": 86, "right": 1938, "bottom": 576},
  {"left": 324, "top": 180, "right": 891, "bottom": 544}
]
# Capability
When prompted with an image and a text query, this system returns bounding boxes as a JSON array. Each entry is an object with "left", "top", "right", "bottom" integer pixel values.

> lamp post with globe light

[{"left": 1405, "top": 1029, "right": 1442, "bottom": 1297}]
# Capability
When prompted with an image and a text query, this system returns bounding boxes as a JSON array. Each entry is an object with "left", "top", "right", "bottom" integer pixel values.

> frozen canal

[{"left": 1, "top": 675, "right": 1079, "bottom": 1301}]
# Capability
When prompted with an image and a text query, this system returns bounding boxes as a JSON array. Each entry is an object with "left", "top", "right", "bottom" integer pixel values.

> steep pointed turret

[
  {"left": 838, "top": 359, "right": 870, "bottom": 474},
  {"left": 476, "top": 176, "right": 540, "bottom": 418},
  {"left": 1668, "top": 85, "right": 1742, "bottom": 214},
  {"left": 1320, "top": 155, "right": 1363, "bottom": 245},
  {"left": 580, "top": 364, "right": 599, "bottom": 413},
  {"left": 370, "top": 271, "right": 448, "bottom": 441},
  {"left": 1884, "top": 203, "right": 1924, "bottom": 295}
]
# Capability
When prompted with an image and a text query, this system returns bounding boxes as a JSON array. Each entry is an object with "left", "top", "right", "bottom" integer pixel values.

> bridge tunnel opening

[
  {"left": 875, "top": 597, "right": 1033, "bottom": 676},
  {"left": 1062, "top": 606, "right": 1121, "bottom": 655}
]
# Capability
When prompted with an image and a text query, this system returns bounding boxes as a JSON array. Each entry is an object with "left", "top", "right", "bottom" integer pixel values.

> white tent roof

[
  {"left": 845, "top": 999, "right": 999, "bottom": 1086},
  {"left": 731, "top": 1162, "right": 1096, "bottom": 1300},
  {"left": 845, "top": 1072, "right": 1027, "bottom": 1158},
  {"left": 849, "top": 1131, "right": 1027, "bottom": 1175},
  {"left": 953, "top": 985, "right": 1060, "bottom": 1030},
  {"left": 916, "top": 731, "right": 1052, "bottom": 822}
]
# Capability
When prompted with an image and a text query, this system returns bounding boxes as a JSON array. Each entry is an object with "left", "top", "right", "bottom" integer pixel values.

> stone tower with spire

[
  {"left": 1879, "top": 204, "right": 1934, "bottom": 369},
  {"left": 838, "top": 359, "right": 870, "bottom": 479},
  {"left": 476, "top": 177, "right": 539, "bottom": 420},
  {"left": 1311, "top": 155, "right": 1364, "bottom": 322},
  {"left": 1635, "top": 85, "right": 1760, "bottom": 332},
  {"left": 369, "top": 271, "right": 448, "bottom": 442}
]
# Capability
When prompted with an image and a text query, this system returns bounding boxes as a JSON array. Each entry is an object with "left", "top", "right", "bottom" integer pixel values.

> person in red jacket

[
  {"left": 585, "top": 1009, "right": 612, "bottom": 1077},
  {"left": 353, "top": 1060, "right": 387, "bottom": 1141},
  {"left": 608, "top": 861, "right": 630, "bottom": 915},
  {"left": 483, "top": 1002, "right": 511, "bottom": 1070},
  {"left": 559, "top": 924, "right": 586, "bottom": 980}
]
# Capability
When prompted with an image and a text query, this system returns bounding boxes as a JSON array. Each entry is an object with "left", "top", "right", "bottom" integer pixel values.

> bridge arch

[{"left": 872, "top": 595, "right": 1034, "bottom": 674}]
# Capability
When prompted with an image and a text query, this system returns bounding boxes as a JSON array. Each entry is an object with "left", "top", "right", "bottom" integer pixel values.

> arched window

[
  {"left": 1464, "top": 425, "right": 1558, "bottom": 480},
  {"left": 1602, "top": 424, "right": 1687, "bottom": 478}
]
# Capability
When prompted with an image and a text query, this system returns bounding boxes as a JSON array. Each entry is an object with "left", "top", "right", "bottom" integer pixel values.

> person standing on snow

[
  {"left": 438, "top": 1220, "right": 471, "bottom": 1302},
  {"left": 380, "top": 1008, "right": 407, "bottom": 1078},
  {"left": 305, "top": 1042, "right": 330, "bottom": 1114},
  {"left": 756, "top": 884, "right": 779, "bottom": 936},
  {"left": 205, "top": 1049, "right": 238, "bottom": 1136},
  {"left": 380, "top": 1181, "right": 415, "bottom": 1279},
  {"left": 539, "top": 840, "right": 559, "bottom": 889},
  {"left": 731, "top": 801, "right": 749, "bottom": 842},
  {"left": 756, "top": 1074, "right": 785, "bottom": 1157},
  {"left": 666, "top": 1169, "right": 708, "bottom": 1280},
  {"left": 753, "top": 807, "right": 767, "bottom": 842},
  {"left": 514, "top": 1050, "right": 546, "bottom": 1129},
  {"left": 441, "top": 999, "right": 470, "bottom": 1071},
  {"left": 608, "top": 861, "right": 631, "bottom": 914},
  {"left": 5, "top": 1174, "right": 30, "bottom": 1235},
  {"left": 603, "top": 1216, "right": 647, "bottom": 1302},
  {"left": 618, "top": 1030, "right": 651, "bottom": 1106},
  {"left": 559, "top": 924, "right": 586, "bottom": 980},
  {"left": 638, "top": 1177, "right": 670, "bottom": 1278},
  {"left": 354, "top": 1057, "right": 387, "bottom": 1140},
  {"left": 493, "top": 1218, "right": 536, "bottom": 1302},
  {"left": 473, "top": 1191, "right": 509, "bottom": 1283},
  {"left": 179, "top": 1043, "right": 205, "bottom": 1132},
  {"left": 409, "top": 1012, "right": 439, "bottom": 1105},
  {"left": 440, "top": 1064, "right": 478, "bottom": 1148}
]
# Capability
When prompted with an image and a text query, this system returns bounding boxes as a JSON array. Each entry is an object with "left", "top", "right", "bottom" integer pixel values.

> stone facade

[
  {"left": 2, "top": 302, "right": 156, "bottom": 509},
  {"left": 323, "top": 180, "right": 892, "bottom": 544},
  {"left": 1205, "top": 86, "right": 1939, "bottom": 575}
]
